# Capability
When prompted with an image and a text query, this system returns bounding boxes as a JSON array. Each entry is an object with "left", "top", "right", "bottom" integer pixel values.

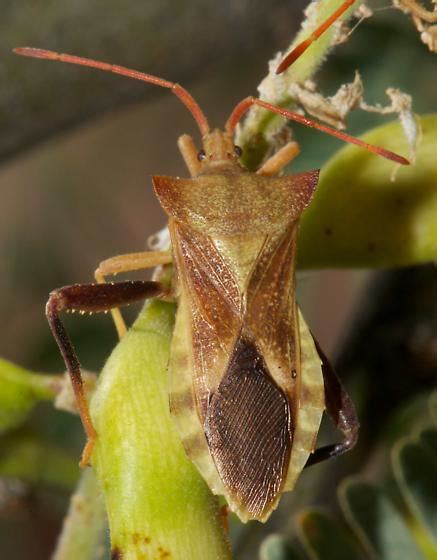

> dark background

[{"left": 0, "top": 1, "right": 436, "bottom": 558}]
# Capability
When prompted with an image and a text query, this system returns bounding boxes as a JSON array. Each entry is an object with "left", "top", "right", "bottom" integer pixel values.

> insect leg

[
  {"left": 305, "top": 339, "right": 359, "bottom": 467},
  {"left": 256, "top": 141, "right": 300, "bottom": 176},
  {"left": 46, "top": 280, "right": 169, "bottom": 466},
  {"left": 95, "top": 250, "right": 172, "bottom": 338},
  {"left": 177, "top": 134, "right": 202, "bottom": 177}
]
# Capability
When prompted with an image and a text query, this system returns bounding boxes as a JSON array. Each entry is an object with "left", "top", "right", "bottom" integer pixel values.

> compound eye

[
  {"left": 197, "top": 149, "right": 206, "bottom": 162},
  {"left": 234, "top": 145, "right": 243, "bottom": 157}
]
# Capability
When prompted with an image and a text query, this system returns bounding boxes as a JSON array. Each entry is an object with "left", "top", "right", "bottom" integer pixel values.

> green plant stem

[
  {"left": 90, "top": 301, "right": 231, "bottom": 559},
  {"left": 52, "top": 469, "right": 108, "bottom": 560},
  {"left": 0, "top": 357, "right": 62, "bottom": 432},
  {"left": 237, "top": 0, "right": 360, "bottom": 169}
]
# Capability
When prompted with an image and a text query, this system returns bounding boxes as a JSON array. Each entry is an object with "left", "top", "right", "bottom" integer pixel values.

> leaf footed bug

[{"left": 15, "top": 0, "right": 409, "bottom": 522}]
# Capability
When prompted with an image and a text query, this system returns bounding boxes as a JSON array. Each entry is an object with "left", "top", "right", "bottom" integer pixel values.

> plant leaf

[
  {"left": 339, "top": 479, "right": 425, "bottom": 560},
  {"left": 298, "top": 115, "right": 437, "bottom": 269},
  {"left": 297, "top": 509, "right": 364, "bottom": 560},
  {"left": 259, "top": 534, "right": 303, "bottom": 560},
  {"left": 0, "top": 358, "right": 59, "bottom": 432},
  {"left": 393, "top": 433, "right": 437, "bottom": 546},
  {"left": 0, "top": 432, "right": 77, "bottom": 488}
]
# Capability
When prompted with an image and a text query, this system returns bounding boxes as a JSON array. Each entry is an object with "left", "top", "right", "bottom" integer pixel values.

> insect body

[
  {"left": 15, "top": 0, "right": 409, "bottom": 522},
  {"left": 155, "top": 140, "right": 323, "bottom": 520}
]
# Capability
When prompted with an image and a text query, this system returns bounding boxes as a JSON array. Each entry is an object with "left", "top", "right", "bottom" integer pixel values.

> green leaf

[
  {"left": 298, "top": 115, "right": 437, "bottom": 269},
  {"left": 297, "top": 509, "right": 364, "bottom": 560},
  {"left": 339, "top": 480, "right": 425, "bottom": 560},
  {"left": 259, "top": 534, "right": 303, "bottom": 560},
  {"left": 393, "top": 435, "right": 437, "bottom": 546},
  {"left": 90, "top": 300, "right": 230, "bottom": 560},
  {"left": 0, "top": 433, "right": 78, "bottom": 488},
  {"left": 0, "top": 358, "right": 59, "bottom": 432}
]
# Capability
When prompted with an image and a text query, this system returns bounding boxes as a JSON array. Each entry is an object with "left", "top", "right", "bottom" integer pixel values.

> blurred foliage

[
  {"left": 0, "top": 432, "right": 77, "bottom": 488},
  {"left": 1, "top": 0, "right": 306, "bottom": 162},
  {"left": 298, "top": 115, "right": 437, "bottom": 268},
  {"left": 0, "top": 358, "right": 59, "bottom": 432},
  {"left": 259, "top": 391, "right": 437, "bottom": 560}
]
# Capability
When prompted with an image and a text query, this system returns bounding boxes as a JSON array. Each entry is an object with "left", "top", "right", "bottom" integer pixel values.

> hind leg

[
  {"left": 46, "top": 280, "right": 169, "bottom": 466},
  {"left": 306, "top": 339, "right": 359, "bottom": 467}
]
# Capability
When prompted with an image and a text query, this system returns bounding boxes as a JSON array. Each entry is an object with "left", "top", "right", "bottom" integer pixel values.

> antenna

[
  {"left": 13, "top": 47, "right": 210, "bottom": 136},
  {"left": 224, "top": 1, "right": 408, "bottom": 165},
  {"left": 226, "top": 97, "right": 409, "bottom": 165},
  {"left": 276, "top": 0, "right": 356, "bottom": 74}
]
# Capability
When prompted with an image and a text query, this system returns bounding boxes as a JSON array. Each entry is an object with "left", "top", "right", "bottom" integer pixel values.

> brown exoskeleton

[{"left": 15, "top": 0, "right": 409, "bottom": 522}]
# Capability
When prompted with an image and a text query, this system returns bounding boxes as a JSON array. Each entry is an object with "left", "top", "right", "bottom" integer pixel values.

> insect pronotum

[{"left": 15, "top": 0, "right": 409, "bottom": 522}]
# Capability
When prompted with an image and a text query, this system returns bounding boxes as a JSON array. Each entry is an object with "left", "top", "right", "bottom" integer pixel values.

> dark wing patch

[{"left": 204, "top": 336, "right": 292, "bottom": 519}]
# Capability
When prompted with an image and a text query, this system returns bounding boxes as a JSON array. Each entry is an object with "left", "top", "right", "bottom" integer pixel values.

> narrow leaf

[
  {"left": 339, "top": 479, "right": 425, "bottom": 560},
  {"left": 260, "top": 534, "right": 303, "bottom": 560},
  {"left": 297, "top": 509, "right": 364, "bottom": 560},
  {"left": 393, "top": 438, "right": 437, "bottom": 545}
]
